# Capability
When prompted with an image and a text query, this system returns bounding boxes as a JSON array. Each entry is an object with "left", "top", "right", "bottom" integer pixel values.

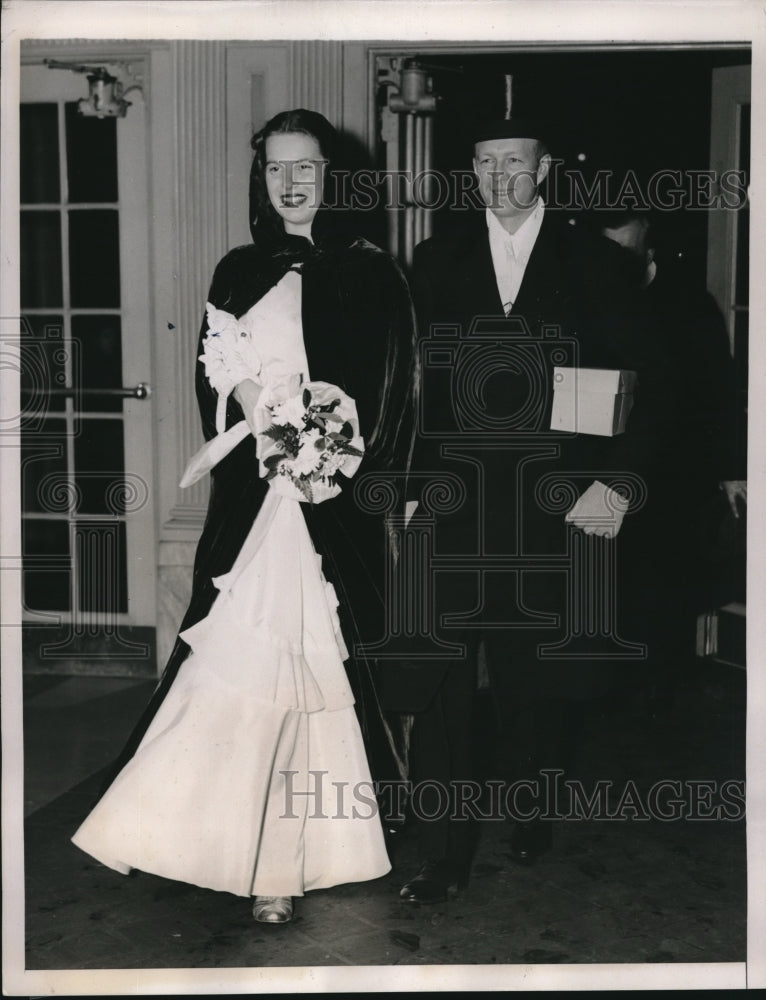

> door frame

[
  {"left": 341, "top": 40, "right": 750, "bottom": 187},
  {"left": 707, "top": 63, "right": 750, "bottom": 349}
]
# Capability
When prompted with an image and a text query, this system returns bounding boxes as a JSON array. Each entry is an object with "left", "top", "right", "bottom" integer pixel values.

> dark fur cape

[{"left": 101, "top": 230, "right": 417, "bottom": 792}]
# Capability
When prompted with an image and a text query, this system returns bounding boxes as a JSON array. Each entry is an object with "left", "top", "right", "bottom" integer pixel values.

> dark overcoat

[
  {"left": 615, "top": 257, "right": 745, "bottom": 639},
  {"left": 378, "top": 209, "right": 668, "bottom": 713}
]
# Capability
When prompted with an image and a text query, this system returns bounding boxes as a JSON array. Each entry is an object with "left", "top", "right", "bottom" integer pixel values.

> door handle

[{"left": 30, "top": 383, "right": 152, "bottom": 399}]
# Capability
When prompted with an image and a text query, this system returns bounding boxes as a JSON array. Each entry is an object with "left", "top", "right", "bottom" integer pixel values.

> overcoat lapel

[
  {"left": 510, "top": 213, "right": 569, "bottom": 327},
  {"left": 456, "top": 216, "right": 505, "bottom": 324},
  {"left": 455, "top": 211, "right": 570, "bottom": 332}
]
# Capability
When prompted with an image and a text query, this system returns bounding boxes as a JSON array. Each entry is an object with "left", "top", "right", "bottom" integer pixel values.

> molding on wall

[
  {"left": 225, "top": 43, "right": 291, "bottom": 250},
  {"left": 20, "top": 39, "right": 170, "bottom": 61},
  {"left": 341, "top": 43, "right": 376, "bottom": 150},
  {"left": 161, "top": 40, "right": 230, "bottom": 538},
  {"left": 292, "top": 40, "right": 343, "bottom": 124}
]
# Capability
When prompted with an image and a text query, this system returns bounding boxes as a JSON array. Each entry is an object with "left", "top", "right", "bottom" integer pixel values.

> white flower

[
  {"left": 291, "top": 427, "right": 323, "bottom": 476},
  {"left": 199, "top": 337, "right": 236, "bottom": 396},
  {"left": 199, "top": 302, "right": 262, "bottom": 395},
  {"left": 319, "top": 449, "right": 344, "bottom": 479},
  {"left": 205, "top": 302, "right": 243, "bottom": 340},
  {"left": 270, "top": 394, "right": 308, "bottom": 428}
]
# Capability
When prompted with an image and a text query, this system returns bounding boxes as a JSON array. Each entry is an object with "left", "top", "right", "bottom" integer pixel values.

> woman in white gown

[{"left": 72, "top": 110, "right": 417, "bottom": 924}]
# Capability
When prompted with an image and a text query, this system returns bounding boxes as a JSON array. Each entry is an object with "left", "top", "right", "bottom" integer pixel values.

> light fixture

[
  {"left": 44, "top": 59, "right": 143, "bottom": 119},
  {"left": 384, "top": 59, "right": 438, "bottom": 114}
]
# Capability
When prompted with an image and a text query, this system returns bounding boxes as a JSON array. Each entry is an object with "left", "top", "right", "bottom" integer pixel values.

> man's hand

[
  {"left": 720, "top": 480, "right": 747, "bottom": 518},
  {"left": 565, "top": 480, "right": 630, "bottom": 539},
  {"left": 233, "top": 378, "right": 263, "bottom": 436}
]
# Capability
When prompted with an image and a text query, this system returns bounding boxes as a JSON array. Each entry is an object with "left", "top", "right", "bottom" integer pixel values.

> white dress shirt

[{"left": 486, "top": 197, "right": 545, "bottom": 315}]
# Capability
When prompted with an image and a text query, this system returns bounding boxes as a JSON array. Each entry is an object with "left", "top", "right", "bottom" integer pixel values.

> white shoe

[{"left": 252, "top": 895, "right": 293, "bottom": 923}]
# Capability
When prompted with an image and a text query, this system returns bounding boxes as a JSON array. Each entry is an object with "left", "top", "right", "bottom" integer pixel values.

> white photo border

[{"left": 2, "top": 0, "right": 764, "bottom": 994}]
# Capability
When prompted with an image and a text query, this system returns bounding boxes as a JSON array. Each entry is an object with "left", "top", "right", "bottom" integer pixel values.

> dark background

[{"left": 420, "top": 46, "right": 751, "bottom": 284}]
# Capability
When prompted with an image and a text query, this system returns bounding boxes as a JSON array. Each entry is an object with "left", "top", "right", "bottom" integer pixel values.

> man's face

[{"left": 473, "top": 137, "right": 550, "bottom": 221}]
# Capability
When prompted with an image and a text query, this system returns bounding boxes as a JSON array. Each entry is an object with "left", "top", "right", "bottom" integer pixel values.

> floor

[{"left": 18, "top": 660, "right": 747, "bottom": 987}]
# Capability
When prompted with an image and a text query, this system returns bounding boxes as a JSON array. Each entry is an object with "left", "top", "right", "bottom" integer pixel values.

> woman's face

[{"left": 264, "top": 132, "right": 326, "bottom": 236}]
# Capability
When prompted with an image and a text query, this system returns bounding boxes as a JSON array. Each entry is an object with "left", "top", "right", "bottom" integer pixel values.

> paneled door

[{"left": 20, "top": 60, "right": 156, "bottom": 675}]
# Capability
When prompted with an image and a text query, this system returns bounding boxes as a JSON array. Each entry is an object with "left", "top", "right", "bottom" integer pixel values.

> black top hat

[{"left": 471, "top": 116, "right": 549, "bottom": 147}]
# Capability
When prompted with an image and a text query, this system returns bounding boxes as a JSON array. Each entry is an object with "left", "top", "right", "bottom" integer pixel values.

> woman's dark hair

[{"left": 249, "top": 108, "right": 339, "bottom": 245}]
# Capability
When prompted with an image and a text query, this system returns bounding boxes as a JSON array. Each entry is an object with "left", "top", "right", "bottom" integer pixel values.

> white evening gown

[{"left": 71, "top": 271, "right": 391, "bottom": 898}]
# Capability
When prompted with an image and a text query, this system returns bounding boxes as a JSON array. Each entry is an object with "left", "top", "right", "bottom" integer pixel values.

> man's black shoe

[
  {"left": 399, "top": 859, "right": 460, "bottom": 903},
  {"left": 508, "top": 820, "right": 553, "bottom": 865}
]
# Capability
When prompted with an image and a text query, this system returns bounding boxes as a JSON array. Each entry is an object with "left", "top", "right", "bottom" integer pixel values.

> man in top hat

[{"left": 390, "top": 115, "right": 663, "bottom": 903}]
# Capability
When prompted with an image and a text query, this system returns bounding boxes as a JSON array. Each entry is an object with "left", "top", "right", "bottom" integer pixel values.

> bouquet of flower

[{"left": 255, "top": 376, "right": 364, "bottom": 504}]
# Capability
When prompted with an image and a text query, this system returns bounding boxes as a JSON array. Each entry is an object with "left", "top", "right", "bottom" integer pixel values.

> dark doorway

[{"left": 416, "top": 46, "right": 751, "bottom": 284}]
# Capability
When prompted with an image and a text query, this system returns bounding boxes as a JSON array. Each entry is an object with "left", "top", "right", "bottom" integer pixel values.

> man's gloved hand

[{"left": 565, "top": 480, "right": 630, "bottom": 539}]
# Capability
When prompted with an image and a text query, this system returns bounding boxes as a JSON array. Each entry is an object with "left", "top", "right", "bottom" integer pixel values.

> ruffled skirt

[{"left": 71, "top": 490, "right": 391, "bottom": 898}]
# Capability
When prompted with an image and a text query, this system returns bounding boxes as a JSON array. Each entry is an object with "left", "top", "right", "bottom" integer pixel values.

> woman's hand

[{"left": 233, "top": 379, "right": 263, "bottom": 437}]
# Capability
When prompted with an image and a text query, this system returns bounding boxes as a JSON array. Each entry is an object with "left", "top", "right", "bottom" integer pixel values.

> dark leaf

[
  {"left": 296, "top": 477, "right": 312, "bottom": 502},
  {"left": 262, "top": 426, "right": 285, "bottom": 442},
  {"left": 302, "top": 388, "right": 312, "bottom": 408}
]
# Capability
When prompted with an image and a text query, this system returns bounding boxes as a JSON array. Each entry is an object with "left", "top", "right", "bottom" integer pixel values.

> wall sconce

[
  {"left": 44, "top": 59, "right": 143, "bottom": 119},
  {"left": 384, "top": 59, "right": 438, "bottom": 115}
]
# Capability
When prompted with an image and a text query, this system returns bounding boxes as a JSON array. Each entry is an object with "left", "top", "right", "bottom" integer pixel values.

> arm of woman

[
  {"left": 195, "top": 245, "right": 273, "bottom": 441},
  {"left": 190, "top": 249, "right": 266, "bottom": 494},
  {"left": 195, "top": 253, "right": 248, "bottom": 443},
  {"left": 232, "top": 378, "right": 263, "bottom": 436}
]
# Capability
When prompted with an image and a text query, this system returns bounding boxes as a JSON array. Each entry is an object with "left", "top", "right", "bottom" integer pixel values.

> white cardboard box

[{"left": 550, "top": 367, "right": 637, "bottom": 436}]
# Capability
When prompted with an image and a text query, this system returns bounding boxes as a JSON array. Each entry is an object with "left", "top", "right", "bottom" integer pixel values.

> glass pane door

[{"left": 20, "top": 60, "right": 156, "bottom": 674}]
